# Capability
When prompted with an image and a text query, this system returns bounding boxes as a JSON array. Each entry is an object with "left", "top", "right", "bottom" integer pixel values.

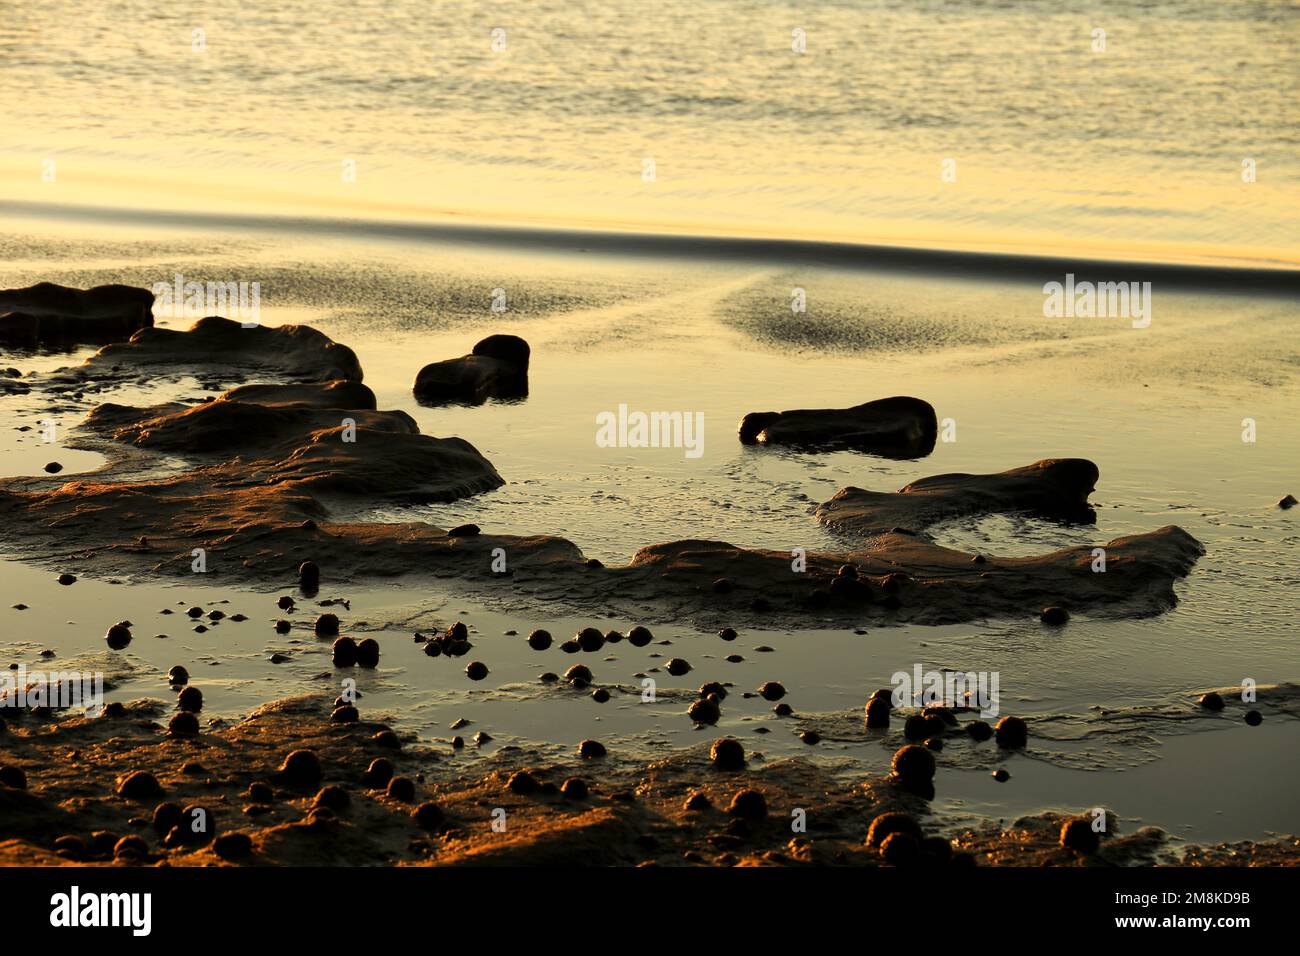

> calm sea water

[{"left": 2, "top": 0, "right": 1297, "bottom": 264}]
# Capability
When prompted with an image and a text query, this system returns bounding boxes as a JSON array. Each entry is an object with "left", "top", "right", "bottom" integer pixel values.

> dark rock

[
  {"left": 627, "top": 625, "right": 654, "bottom": 647},
  {"left": 361, "top": 758, "right": 394, "bottom": 788},
  {"left": 386, "top": 777, "right": 417, "bottom": 802},
  {"left": 57, "top": 573, "right": 76, "bottom": 585},
  {"left": 563, "top": 664, "right": 593, "bottom": 685},
  {"left": 152, "top": 802, "right": 183, "bottom": 836},
  {"left": 527, "top": 629, "right": 552, "bottom": 650},
  {"left": 688, "top": 698, "right": 720, "bottom": 725},
  {"left": 865, "top": 696, "right": 891, "bottom": 728},
  {"left": 967, "top": 720, "right": 993, "bottom": 741},
  {"left": 247, "top": 782, "right": 274, "bottom": 802},
  {"left": 168, "top": 711, "right": 200, "bottom": 737},
  {"left": 560, "top": 777, "right": 589, "bottom": 799},
  {"left": 412, "top": 334, "right": 530, "bottom": 405},
  {"left": 578, "top": 739, "right": 606, "bottom": 759},
  {"left": 465, "top": 660, "right": 489, "bottom": 681},
  {"left": 666, "top": 658, "right": 692, "bottom": 677},
  {"left": 727, "top": 789, "right": 767, "bottom": 820},
  {"left": 0, "top": 766, "right": 28, "bottom": 789},
  {"left": 1199, "top": 692, "right": 1225, "bottom": 711},
  {"left": 53, "top": 834, "right": 87, "bottom": 859},
  {"left": 710, "top": 737, "right": 746, "bottom": 770},
  {"left": 178, "top": 686, "right": 203, "bottom": 713},
  {"left": 276, "top": 749, "right": 322, "bottom": 788},
  {"left": 0, "top": 282, "right": 154, "bottom": 347},
  {"left": 413, "top": 802, "right": 444, "bottom": 829},
  {"left": 684, "top": 791, "right": 711, "bottom": 811},
  {"left": 507, "top": 771, "right": 539, "bottom": 794},
  {"left": 1060, "top": 817, "right": 1100, "bottom": 854},
  {"left": 1245, "top": 709, "right": 1263, "bottom": 726},
  {"left": 105, "top": 623, "right": 132, "bottom": 650},
  {"left": 866, "top": 811, "right": 922, "bottom": 847},
  {"left": 880, "top": 832, "right": 922, "bottom": 866},
  {"left": 757, "top": 681, "right": 785, "bottom": 701},
  {"left": 738, "top": 396, "right": 937, "bottom": 458},
  {"left": 213, "top": 832, "right": 254, "bottom": 860},
  {"left": 1040, "top": 606, "right": 1070, "bottom": 626},
  {"left": 116, "top": 770, "right": 162, "bottom": 799},
  {"left": 312, "top": 786, "right": 351, "bottom": 812},
  {"left": 314, "top": 613, "right": 340, "bottom": 637},
  {"left": 355, "top": 638, "right": 380, "bottom": 668},
  {"left": 994, "top": 716, "right": 1028, "bottom": 748},
  {"left": 298, "top": 560, "right": 320, "bottom": 590},
  {"left": 891, "top": 744, "right": 936, "bottom": 785},
  {"left": 332, "top": 636, "right": 358, "bottom": 667},
  {"left": 577, "top": 627, "right": 605, "bottom": 652}
]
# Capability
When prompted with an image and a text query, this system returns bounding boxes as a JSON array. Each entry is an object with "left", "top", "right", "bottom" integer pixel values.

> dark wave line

[{"left": 4, "top": 199, "right": 1297, "bottom": 296}]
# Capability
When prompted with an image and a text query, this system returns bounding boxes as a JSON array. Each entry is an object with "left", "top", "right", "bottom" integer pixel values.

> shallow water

[{"left": 1, "top": 218, "right": 1297, "bottom": 847}]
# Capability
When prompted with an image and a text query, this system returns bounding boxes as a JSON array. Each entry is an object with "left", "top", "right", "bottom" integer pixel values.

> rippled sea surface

[{"left": 2, "top": 0, "right": 1297, "bottom": 263}]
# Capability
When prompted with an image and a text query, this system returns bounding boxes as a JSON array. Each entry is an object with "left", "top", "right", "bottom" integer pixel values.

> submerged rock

[
  {"left": 738, "top": 395, "right": 937, "bottom": 458},
  {"left": 0, "top": 282, "right": 154, "bottom": 347},
  {"left": 710, "top": 738, "right": 746, "bottom": 770},
  {"left": 994, "top": 716, "right": 1028, "bottom": 749},
  {"left": 817, "top": 458, "right": 1101, "bottom": 534},
  {"left": 412, "top": 334, "right": 530, "bottom": 405}
]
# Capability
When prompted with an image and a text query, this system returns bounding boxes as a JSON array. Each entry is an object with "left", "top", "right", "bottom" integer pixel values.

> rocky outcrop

[
  {"left": 45, "top": 317, "right": 363, "bottom": 394},
  {"left": 413, "top": 334, "right": 530, "bottom": 405},
  {"left": 0, "top": 691, "right": 1287, "bottom": 867},
  {"left": 0, "top": 282, "right": 154, "bottom": 347},
  {"left": 614, "top": 525, "right": 1203, "bottom": 624},
  {"left": 739, "top": 396, "right": 937, "bottom": 457},
  {"left": 816, "top": 458, "right": 1100, "bottom": 534}
]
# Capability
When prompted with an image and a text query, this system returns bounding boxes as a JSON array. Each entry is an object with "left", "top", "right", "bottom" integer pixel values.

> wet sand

[{"left": 1, "top": 216, "right": 1298, "bottom": 865}]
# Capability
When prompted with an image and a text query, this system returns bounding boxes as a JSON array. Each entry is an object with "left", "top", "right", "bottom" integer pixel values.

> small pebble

[
  {"left": 727, "top": 789, "right": 767, "bottom": 820},
  {"left": 386, "top": 777, "right": 417, "bottom": 802},
  {"left": 1059, "top": 817, "right": 1099, "bottom": 854},
  {"left": 1040, "top": 606, "right": 1069, "bottom": 626},
  {"left": 994, "top": 715, "right": 1028, "bottom": 749},
  {"left": 105, "top": 623, "right": 132, "bottom": 650},
  {"left": 710, "top": 737, "right": 745, "bottom": 770}
]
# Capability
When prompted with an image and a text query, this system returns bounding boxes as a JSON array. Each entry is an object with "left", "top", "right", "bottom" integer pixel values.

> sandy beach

[{"left": 0, "top": 210, "right": 1296, "bottom": 874}]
